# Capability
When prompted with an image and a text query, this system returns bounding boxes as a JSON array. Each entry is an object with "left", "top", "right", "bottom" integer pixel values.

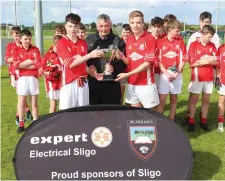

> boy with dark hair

[
  {"left": 156, "top": 20, "right": 188, "bottom": 121},
  {"left": 77, "top": 23, "right": 86, "bottom": 40},
  {"left": 148, "top": 16, "right": 164, "bottom": 90},
  {"left": 187, "top": 25, "right": 219, "bottom": 132},
  {"left": 115, "top": 10, "right": 159, "bottom": 109},
  {"left": 121, "top": 24, "right": 132, "bottom": 43},
  {"left": 13, "top": 29, "right": 41, "bottom": 133},
  {"left": 4, "top": 26, "right": 32, "bottom": 125},
  {"left": 42, "top": 35, "right": 63, "bottom": 113},
  {"left": 187, "top": 11, "right": 220, "bottom": 50},
  {"left": 120, "top": 23, "right": 132, "bottom": 103},
  {"left": 56, "top": 13, "right": 101, "bottom": 109}
]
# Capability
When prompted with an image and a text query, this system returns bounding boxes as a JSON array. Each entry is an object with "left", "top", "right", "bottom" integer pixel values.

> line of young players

[{"left": 5, "top": 11, "right": 224, "bottom": 134}]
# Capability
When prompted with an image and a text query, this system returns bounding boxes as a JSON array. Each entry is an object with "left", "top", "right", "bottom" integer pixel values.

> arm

[
  {"left": 69, "top": 51, "right": 100, "bottom": 68},
  {"left": 4, "top": 44, "right": 13, "bottom": 64},
  {"left": 23, "top": 65, "right": 36, "bottom": 69},
  {"left": 17, "top": 59, "right": 34, "bottom": 68}
]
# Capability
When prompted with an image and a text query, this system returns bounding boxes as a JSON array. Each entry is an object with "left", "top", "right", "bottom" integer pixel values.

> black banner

[{"left": 13, "top": 105, "right": 193, "bottom": 180}]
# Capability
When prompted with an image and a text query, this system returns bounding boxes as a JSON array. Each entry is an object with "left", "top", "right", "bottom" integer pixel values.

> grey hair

[{"left": 97, "top": 14, "right": 112, "bottom": 24}]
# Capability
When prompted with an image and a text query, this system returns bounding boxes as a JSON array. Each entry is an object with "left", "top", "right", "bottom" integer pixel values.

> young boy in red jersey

[
  {"left": 4, "top": 26, "right": 32, "bottom": 125},
  {"left": 185, "top": 12, "right": 220, "bottom": 125},
  {"left": 77, "top": 23, "right": 86, "bottom": 40},
  {"left": 115, "top": 10, "right": 159, "bottom": 109},
  {"left": 216, "top": 44, "right": 225, "bottom": 132},
  {"left": 148, "top": 17, "right": 164, "bottom": 90},
  {"left": 187, "top": 25, "right": 219, "bottom": 132},
  {"left": 56, "top": 13, "right": 101, "bottom": 110},
  {"left": 13, "top": 29, "right": 41, "bottom": 133},
  {"left": 42, "top": 35, "right": 62, "bottom": 113},
  {"left": 156, "top": 20, "right": 188, "bottom": 121}
]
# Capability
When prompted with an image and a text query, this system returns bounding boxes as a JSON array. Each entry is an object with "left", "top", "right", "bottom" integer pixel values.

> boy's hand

[
  {"left": 77, "top": 76, "right": 87, "bottom": 87},
  {"left": 215, "top": 76, "right": 222, "bottom": 90},
  {"left": 114, "top": 49, "right": 124, "bottom": 60},
  {"left": 115, "top": 73, "right": 129, "bottom": 82},
  {"left": 89, "top": 49, "right": 102, "bottom": 59},
  {"left": 7, "top": 57, "right": 13, "bottom": 63},
  {"left": 165, "top": 71, "right": 175, "bottom": 82}
]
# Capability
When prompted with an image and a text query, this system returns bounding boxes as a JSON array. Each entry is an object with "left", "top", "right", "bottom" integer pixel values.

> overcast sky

[{"left": 1, "top": 0, "right": 225, "bottom": 26}]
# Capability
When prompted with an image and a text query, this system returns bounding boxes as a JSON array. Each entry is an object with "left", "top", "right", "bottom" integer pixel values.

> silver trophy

[{"left": 99, "top": 45, "right": 116, "bottom": 81}]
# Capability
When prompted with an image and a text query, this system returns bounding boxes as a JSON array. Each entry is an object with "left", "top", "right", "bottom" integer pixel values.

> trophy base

[{"left": 101, "top": 74, "right": 114, "bottom": 81}]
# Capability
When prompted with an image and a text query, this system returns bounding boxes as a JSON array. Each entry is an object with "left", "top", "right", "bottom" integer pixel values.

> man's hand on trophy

[
  {"left": 89, "top": 49, "right": 103, "bottom": 59},
  {"left": 115, "top": 73, "right": 129, "bottom": 82},
  {"left": 87, "top": 65, "right": 104, "bottom": 81},
  {"left": 105, "top": 64, "right": 114, "bottom": 73}
]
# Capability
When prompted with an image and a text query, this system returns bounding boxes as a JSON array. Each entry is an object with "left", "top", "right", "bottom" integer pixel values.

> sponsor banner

[{"left": 13, "top": 106, "right": 193, "bottom": 180}]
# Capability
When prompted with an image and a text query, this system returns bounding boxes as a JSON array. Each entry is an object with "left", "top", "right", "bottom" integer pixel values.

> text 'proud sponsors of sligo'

[
  {"left": 29, "top": 127, "right": 113, "bottom": 158},
  {"left": 51, "top": 169, "right": 161, "bottom": 180}
]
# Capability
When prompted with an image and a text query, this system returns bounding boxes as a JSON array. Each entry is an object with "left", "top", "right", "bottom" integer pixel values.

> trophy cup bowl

[{"left": 100, "top": 48, "right": 114, "bottom": 81}]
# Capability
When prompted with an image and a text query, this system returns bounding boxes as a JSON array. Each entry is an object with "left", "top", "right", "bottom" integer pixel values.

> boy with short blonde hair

[
  {"left": 115, "top": 10, "right": 159, "bottom": 108},
  {"left": 156, "top": 20, "right": 188, "bottom": 121}
]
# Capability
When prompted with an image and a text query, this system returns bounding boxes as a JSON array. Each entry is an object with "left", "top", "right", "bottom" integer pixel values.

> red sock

[
  {"left": 201, "top": 118, "right": 207, "bottom": 124},
  {"left": 19, "top": 121, "right": 24, "bottom": 127},
  {"left": 218, "top": 116, "right": 224, "bottom": 123},
  {"left": 189, "top": 118, "right": 195, "bottom": 124}
]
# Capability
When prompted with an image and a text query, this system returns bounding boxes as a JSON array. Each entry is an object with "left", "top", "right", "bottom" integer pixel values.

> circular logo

[{"left": 91, "top": 127, "right": 113, "bottom": 148}]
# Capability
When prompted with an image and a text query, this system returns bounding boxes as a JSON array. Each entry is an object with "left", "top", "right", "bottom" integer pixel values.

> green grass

[{"left": 1, "top": 41, "right": 225, "bottom": 180}]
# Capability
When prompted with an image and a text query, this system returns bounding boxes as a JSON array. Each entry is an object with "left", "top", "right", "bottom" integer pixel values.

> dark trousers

[{"left": 88, "top": 78, "right": 121, "bottom": 105}]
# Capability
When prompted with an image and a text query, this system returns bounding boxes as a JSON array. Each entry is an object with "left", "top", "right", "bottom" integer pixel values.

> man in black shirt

[{"left": 86, "top": 14, "right": 126, "bottom": 105}]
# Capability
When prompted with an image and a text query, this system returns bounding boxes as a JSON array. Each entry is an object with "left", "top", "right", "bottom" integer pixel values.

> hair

[
  {"left": 150, "top": 16, "right": 164, "bottom": 27},
  {"left": 202, "top": 25, "right": 215, "bottom": 35},
  {"left": 129, "top": 10, "right": 144, "bottom": 21},
  {"left": 200, "top": 11, "right": 212, "bottom": 21},
  {"left": 19, "top": 29, "right": 32, "bottom": 38},
  {"left": 164, "top": 14, "right": 177, "bottom": 23},
  {"left": 166, "top": 20, "right": 182, "bottom": 32},
  {"left": 53, "top": 35, "right": 63, "bottom": 45},
  {"left": 65, "top": 13, "right": 81, "bottom": 25},
  {"left": 79, "top": 23, "right": 86, "bottom": 31},
  {"left": 11, "top": 26, "right": 21, "bottom": 34},
  {"left": 143, "top": 23, "right": 149, "bottom": 31},
  {"left": 122, "top": 24, "right": 131, "bottom": 31},
  {"left": 54, "top": 24, "right": 66, "bottom": 35},
  {"left": 97, "top": 14, "right": 112, "bottom": 24}
]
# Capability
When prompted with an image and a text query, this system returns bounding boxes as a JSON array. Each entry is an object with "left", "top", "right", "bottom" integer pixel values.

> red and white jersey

[
  {"left": 4, "top": 41, "right": 20, "bottom": 76},
  {"left": 218, "top": 44, "right": 225, "bottom": 84},
  {"left": 187, "top": 31, "right": 220, "bottom": 51},
  {"left": 188, "top": 40, "right": 219, "bottom": 82},
  {"left": 158, "top": 36, "right": 188, "bottom": 70},
  {"left": 56, "top": 36, "right": 88, "bottom": 86},
  {"left": 13, "top": 45, "right": 41, "bottom": 78},
  {"left": 42, "top": 49, "right": 62, "bottom": 92},
  {"left": 126, "top": 31, "right": 157, "bottom": 85}
]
